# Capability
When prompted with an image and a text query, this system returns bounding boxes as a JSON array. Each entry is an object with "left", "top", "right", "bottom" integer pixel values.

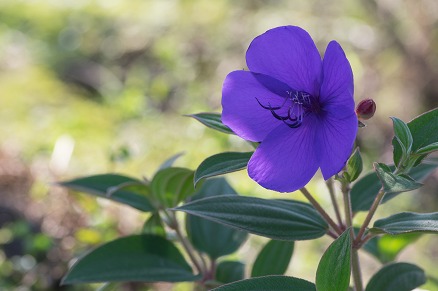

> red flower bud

[{"left": 356, "top": 99, "right": 376, "bottom": 120}]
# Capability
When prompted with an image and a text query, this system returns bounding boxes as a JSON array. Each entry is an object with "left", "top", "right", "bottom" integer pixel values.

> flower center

[{"left": 256, "top": 90, "right": 317, "bottom": 128}]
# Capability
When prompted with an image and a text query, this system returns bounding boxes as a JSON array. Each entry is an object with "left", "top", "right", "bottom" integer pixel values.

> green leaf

[
  {"left": 416, "top": 142, "right": 438, "bottom": 155},
  {"left": 391, "top": 117, "right": 413, "bottom": 159},
  {"left": 157, "top": 152, "right": 184, "bottom": 171},
  {"left": 393, "top": 108, "right": 438, "bottom": 167},
  {"left": 194, "top": 152, "right": 252, "bottom": 186},
  {"left": 174, "top": 196, "right": 328, "bottom": 241},
  {"left": 142, "top": 213, "right": 166, "bottom": 237},
  {"left": 362, "top": 233, "right": 421, "bottom": 263},
  {"left": 365, "top": 262, "right": 426, "bottom": 291},
  {"left": 216, "top": 261, "right": 245, "bottom": 284},
  {"left": 151, "top": 167, "right": 195, "bottom": 208},
  {"left": 404, "top": 108, "right": 438, "bottom": 152},
  {"left": 62, "top": 235, "right": 199, "bottom": 284},
  {"left": 344, "top": 148, "right": 363, "bottom": 182},
  {"left": 187, "top": 112, "right": 234, "bottom": 135},
  {"left": 186, "top": 178, "right": 247, "bottom": 259},
  {"left": 212, "top": 275, "right": 316, "bottom": 291},
  {"left": 59, "top": 174, "right": 154, "bottom": 212},
  {"left": 374, "top": 162, "right": 422, "bottom": 193},
  {"left": 251, "top": 240, "right": 294, "bottom": 277},
  {"left": 316, "top": 229, "right": 351, "bottom": 291},
  {"left": 350, "top": 161, "right": 438, "bottom": 212},
  {"left": 370, "top": 212, "right": 438, "bottom": 235}
]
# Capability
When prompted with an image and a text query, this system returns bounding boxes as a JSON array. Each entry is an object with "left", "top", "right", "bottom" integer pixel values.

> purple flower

[{"left": 221, "top": 26, "right": 358, "bottom": 192}]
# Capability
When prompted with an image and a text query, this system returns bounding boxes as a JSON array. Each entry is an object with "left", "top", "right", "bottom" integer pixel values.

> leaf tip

[{"left": 60, "top": 274, "right": 73, "bottom": 286}]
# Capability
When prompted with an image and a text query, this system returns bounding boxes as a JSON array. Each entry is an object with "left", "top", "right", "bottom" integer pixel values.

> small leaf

[
  {"left": 157, "top": 152, "right": 184, "bottom": 171},
  {"left": 142, "top": 213, "right": 166, "bottom": 237},
  {"left": 216, "top": 261, "right": 245, "bottom": 284},
  {"left": 186, "top": 178, "right": 247, "bottom": 259},
  {"left": 344, "top": 148, "right": 363, "bottom": 182},
  {"left": 404, "top": 108, "right": 438, "bottom": 152},
  {"left": 251, "top": 240, "right": 294, "bottom": 277},
  {"left": 187, "top": 112, "right": 234, "bottom": 135},
  {"left": 174, "top": 196, "right": 328, "bottom": 241},
  {"left": 365, "top": 262, "right": 426, "bottom": 291},
  {"left": 212, "top": 275, "right": 316, "bottom": 291},
  {"left": 351, "top": 160, "right": 438, "bottom": 212},
  {"left": 374, "top": 163, "right": 422, "bottom": 194},
  {"left": 391, "top": 117, "right": 413, "bottom": 159},
  {"left": 62, "top": 235, "right": 199, "bottom": 284},
  {"left": 393, "top": 108, "right": 438, "bottom": 167},
  {"left": 362, "top": 233, "right": 421, "bottom": 263},
  {"left": 416, "top": 142, "right": 438, "bottom": 155},
  {"left": 370, "top": 212, "right": 438, "bottom": 235},
  {"left": 59, "top": 174, "right": 154, "bottom": 212},
  {"left": 316, "top": 229, "right": 351, "bottom": 291},
  {"left": 151, "top": 167, "right": 195, "bottom": 208},
  {"left": 194, "top": 152, "right": 253, "bottom": 186}
]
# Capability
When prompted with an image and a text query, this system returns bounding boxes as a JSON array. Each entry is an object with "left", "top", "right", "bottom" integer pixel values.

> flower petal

[
  {"left": 317, "top": 41, "right": 357, "bottom": 178},
  {"left": 320, "top": 41, "right": 355, "bottom": 118},
  {"left": 246, "top": 26, "right": 322, "bottom": 96},
  {"left": 221, "top": 70, "right": 292, "bottom": 142},
  {"left": 248, "top": 118, "right": 319, "bottom": 192},
  {"left": 317, "top": 111, "right": 358, "bottom": 180}
]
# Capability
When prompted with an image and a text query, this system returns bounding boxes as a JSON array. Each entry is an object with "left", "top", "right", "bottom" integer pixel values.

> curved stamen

[
  {"left": 255, "top": 97, "right": 287, "bottom": 110},
  {"left": 256, "top": 90, "right": 313, "bottom": 128},
  {"left": 283, "top": 119, "right": 301, "bottom": 128},
  {"left": 271, "top": 109, "right": 289, "bottom": 121}
]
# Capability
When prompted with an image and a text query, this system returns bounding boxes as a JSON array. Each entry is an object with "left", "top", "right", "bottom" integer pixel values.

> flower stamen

[{"left": 256, "top": 90, "right": 312, "bottom": 128}]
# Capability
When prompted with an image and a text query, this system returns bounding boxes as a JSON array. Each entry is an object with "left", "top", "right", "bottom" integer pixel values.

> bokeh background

[{"left": 1, "top": 0, "right": 437, "bottom": 290}]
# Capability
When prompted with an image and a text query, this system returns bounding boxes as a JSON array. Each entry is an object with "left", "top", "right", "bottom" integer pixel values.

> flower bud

[{"left": 356, "top": 99, "right": 376, "bottom": 120}]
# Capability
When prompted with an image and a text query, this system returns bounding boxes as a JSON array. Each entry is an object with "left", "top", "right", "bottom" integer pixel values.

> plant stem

[
  {"left": 356, "top": 233, "right": 375, "bottom": 248},
  {"left": 354, "top": 187, "right": 385, "bottom": 245},
  {"left": 327, "top": 229, "right": 338, "bottom": 239},
  {"left": 326, "top": 178, "right": 344, "bottom": 228},
  {"left": 209, "top": 258, "right": 217, "bottom": 281},
  {"left": 300, "top": 187, "right": 343, "bottom": 235},
  {"left": 341, "top": 183, "right": 363, "bottom": 291},
  {"left": 351, "top": 249, "right": 363, "bottom": 291},
  {"left": 167, "top": 211, "right": 204, "bottom": 275}
]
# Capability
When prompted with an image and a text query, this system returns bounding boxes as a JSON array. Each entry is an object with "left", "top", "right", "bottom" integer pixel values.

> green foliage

[
  {"left": 350, "top": 160, "right": 438, "bottom": 212},
  {"left": 343, "top": 148, "right": 363, "bottom": 182},
  {"left": 374, "top": 162, "right": 422, "bottom": 193},
  {"left": 216, "top": 261, "right": 245, "bottom": 284},
  {"left": 142, "top": 213, "right": 166, "bottom": 237},
  {"left": 416, "top": 142, "right": 438, "bottom": 155},
  {"left": 4, "top": 1, "right": 438, "bottom": 289},
  {"left": 251, "top": 240, "right": 294, "bottom": 277},
  {"left": 175, "top": 196, "right": 329, "bottom": 240},
  {"left": 194, "top": 152, "right": 253, "bottom": 186},
  {"left": 188, "top": 113, "right": 234, "bottom": 135},
  {"left": 316, "top": 230, "right": 351, "bottom": 291},
  {"left": 60, "top": 174, "right": 155, "bottom": 212},
  {"left": 362, "top": 233, "right": 421, "bottom": 263},
  {"left": 62, "top": 235, "right": 199, "bottom": 285},
  {"left": 365, "top": 263, "right": 426, "bottom": 291},
  {"left": 371, "top": 212, "right": 438, "bottom": 235},
  {"left": 151, "top": 167, "right": 195, "bottom": 208},
  {"left": 211, "top": 275, "right": 316, "bottom": 291},
  {"left": 186, "top": 178, "right": 247, "bottom": 259},
  {"left": 391, "top": 117, "right": 413, "bottom": 165},
  {"left": 393, "top": 108, "right": 438, "bottom": 170}
]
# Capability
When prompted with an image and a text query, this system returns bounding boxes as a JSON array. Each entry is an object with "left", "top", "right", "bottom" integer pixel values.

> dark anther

[
  {"left": 255, "top": 97, "right": 283, "bottom": 110},
  {"left": 256, "top": 93, "right": 309, "bottom": 128}
]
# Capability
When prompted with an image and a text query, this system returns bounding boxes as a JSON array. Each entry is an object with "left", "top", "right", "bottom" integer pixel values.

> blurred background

[{"left": 0, "top": 0, "right": 437, "bottom": 290}]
